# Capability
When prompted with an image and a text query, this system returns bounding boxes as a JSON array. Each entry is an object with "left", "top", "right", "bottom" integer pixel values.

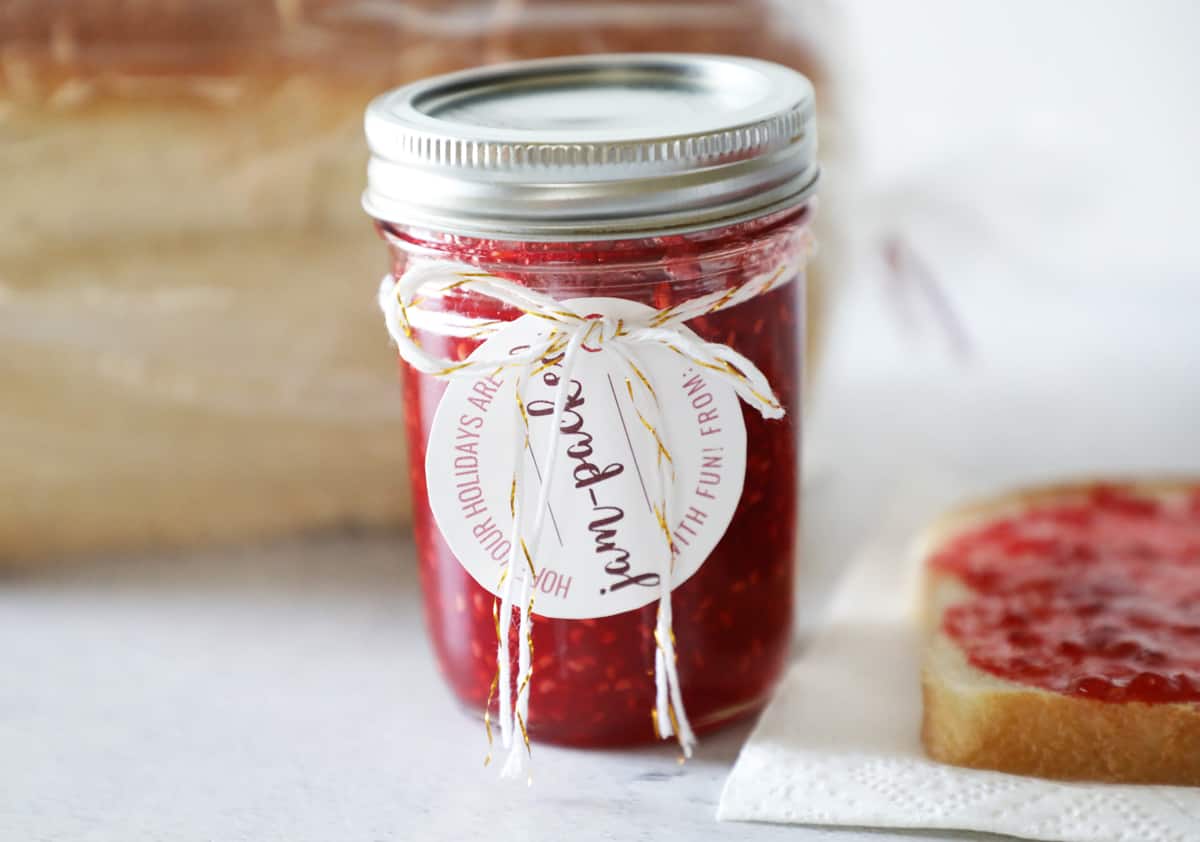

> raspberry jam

[
  {"left": 931, "top": 485, "right": 1200, "bottom": 704},
  {"left": 381, "top": 208, "right": 807, "bottom": 745},
  {"left": 365, "top": 53, "right": 818, "bottom": 749}
]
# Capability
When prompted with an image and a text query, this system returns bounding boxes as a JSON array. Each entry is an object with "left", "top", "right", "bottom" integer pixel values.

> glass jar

[{"left": 364, "top": 55, "right": 819, "bottom": 747}]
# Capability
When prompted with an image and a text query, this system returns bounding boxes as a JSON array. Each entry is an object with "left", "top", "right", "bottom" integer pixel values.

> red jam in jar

[
  {"left": 931, "top": 484, "right": 1200, "bottom": 705},
  {"left": 364, "top": 55, "right": 819, "bottom": 745}
]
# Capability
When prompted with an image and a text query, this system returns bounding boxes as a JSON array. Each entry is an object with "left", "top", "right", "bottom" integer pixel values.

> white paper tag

[{"left": 425, "top": 297, "right": 747, "bottom": 619}]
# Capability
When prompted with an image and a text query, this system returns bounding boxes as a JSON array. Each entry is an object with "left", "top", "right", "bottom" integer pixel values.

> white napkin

[{"left": 718, "top": 523, "right": 1200, "bottom": 842}]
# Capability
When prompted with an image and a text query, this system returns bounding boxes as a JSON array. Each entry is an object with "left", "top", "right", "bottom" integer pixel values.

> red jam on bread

[{"left": 929, "top": 485, "right": 1200, "bottom": 704}]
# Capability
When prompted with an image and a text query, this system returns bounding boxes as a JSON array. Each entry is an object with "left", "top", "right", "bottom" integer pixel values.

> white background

[{"left": 810, "top": 0, "right": 1200, "bottom": 568}]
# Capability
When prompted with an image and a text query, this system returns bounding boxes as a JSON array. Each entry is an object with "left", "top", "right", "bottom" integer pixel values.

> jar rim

[{"left": 363, "top": 53, "right": 819, "bottom": 241}]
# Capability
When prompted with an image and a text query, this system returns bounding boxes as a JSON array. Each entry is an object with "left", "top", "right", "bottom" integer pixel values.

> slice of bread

[{"left": 919, "top": 479, "right": 1200, "bottom": 785}]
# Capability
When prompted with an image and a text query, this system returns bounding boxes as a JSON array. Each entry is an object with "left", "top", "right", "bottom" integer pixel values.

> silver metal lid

[{"left": 363, "top": 53, "right": 818, "bottom": 240}]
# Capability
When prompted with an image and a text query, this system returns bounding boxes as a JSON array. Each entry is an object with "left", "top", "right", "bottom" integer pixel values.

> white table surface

[
  {"left": 4, "top": 522, "right": 1021, "bottom": 842},
  {"left": 0, "top": 531, "right": 946, "bottom": 842}
]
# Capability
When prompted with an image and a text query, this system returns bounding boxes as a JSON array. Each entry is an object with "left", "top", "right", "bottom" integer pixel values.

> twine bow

[{"left": 378, "top": 229, "right": 812, "bottom": 778}]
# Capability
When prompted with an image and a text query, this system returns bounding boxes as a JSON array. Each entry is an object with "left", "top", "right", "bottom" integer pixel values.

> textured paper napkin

[{"left": 718, "top": 526, "right": 1200, "bottom": 842}]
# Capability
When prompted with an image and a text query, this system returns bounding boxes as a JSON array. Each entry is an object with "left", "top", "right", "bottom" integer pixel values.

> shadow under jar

[{"left": 364, "top": 54, "right": 820, "bottom": 747}]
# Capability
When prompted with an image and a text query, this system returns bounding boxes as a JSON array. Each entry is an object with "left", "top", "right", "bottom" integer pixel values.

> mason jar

[{"left": 364, "top": 54, "right": 819, "bottom": 747}]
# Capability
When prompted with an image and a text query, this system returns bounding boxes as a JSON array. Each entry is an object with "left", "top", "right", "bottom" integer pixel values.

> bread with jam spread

[{"left": 919, "top": 480, "right": 1200, "bottom": 785}]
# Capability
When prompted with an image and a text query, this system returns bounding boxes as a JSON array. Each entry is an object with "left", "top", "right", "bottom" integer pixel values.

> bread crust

[
  {"left": 0, "top": 0, "right": 823, "bottom": 109},
  {"left": 918, "top": 478, "right": 1200, "bottom": 784},
  {"left": 923, "top": 634, "right": 1200, "bottom": 785}
]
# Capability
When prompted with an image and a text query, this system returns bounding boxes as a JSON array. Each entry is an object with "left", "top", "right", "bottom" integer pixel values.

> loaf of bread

[
  {"left": 919, "top": 480, "right": 1200, "bottom": 785},
  {"left": 0, "top": 1, "right": 834, "bottom": 563}
]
